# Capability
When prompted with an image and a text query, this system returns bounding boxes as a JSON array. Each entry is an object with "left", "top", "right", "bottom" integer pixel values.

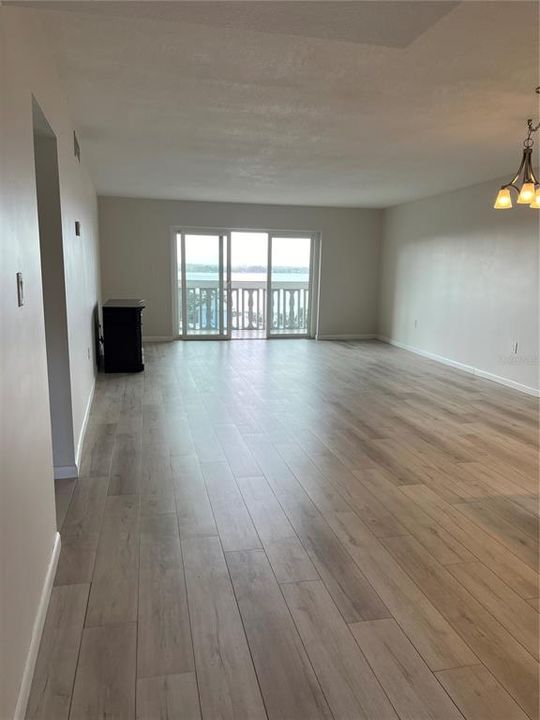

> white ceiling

[{"left": 23, "top": 1, "right": 540, "bottom": 207}]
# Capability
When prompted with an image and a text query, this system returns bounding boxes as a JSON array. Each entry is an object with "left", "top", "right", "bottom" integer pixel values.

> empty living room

[{"left": 1, "top": 2, "right": 539, "bottom": 719}]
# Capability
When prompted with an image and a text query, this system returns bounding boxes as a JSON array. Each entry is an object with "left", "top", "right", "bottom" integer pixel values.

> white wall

[
  {"left": 0, "top": 7, "right": 101, "bottom": 718},
  {"left": 98, "top": 197, "right": 382, "bottom": 338},
  {"left": 379, "top": 177, "right": 539, "bottom": 394}
]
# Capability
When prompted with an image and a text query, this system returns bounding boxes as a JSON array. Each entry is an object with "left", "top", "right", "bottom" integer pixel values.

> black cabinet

[{"left": 103, "top": 299, "right": 145, "bottom": 373}]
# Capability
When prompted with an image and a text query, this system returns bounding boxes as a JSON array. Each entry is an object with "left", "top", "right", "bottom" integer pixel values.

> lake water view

[{"left": 184, "top": 270, "right": 310, "bottom": 283}]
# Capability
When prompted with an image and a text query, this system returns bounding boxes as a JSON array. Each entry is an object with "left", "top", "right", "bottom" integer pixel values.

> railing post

[
  {"left": 247, "top": 288, "right": 255, "bottom": 330},
  {"left": 288, "top": 290, "right": 295, "bottom": 329}
]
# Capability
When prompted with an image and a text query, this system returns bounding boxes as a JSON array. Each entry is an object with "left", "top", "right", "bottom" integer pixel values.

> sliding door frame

[
  {"left": 173, "top": 228, "right": 231, "bottom": 340},
  {"left": 266, "top": 232, "right": 317, "bottom": 339},
  {"left": 170, "top": 226, "right": 321, "bottom": 340}
]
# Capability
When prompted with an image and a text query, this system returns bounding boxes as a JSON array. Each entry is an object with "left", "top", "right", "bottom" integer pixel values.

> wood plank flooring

[{"left": 28, "top": 339, "right": 539, "bottom": 720}]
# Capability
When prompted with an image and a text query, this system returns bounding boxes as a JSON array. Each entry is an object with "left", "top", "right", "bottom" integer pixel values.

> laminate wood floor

[{"left": 27, "top": 339, "right": 539, "bottom": 720}]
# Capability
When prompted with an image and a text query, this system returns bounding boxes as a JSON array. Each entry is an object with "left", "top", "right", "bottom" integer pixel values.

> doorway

[
  {"left": 32, "top": 99, "right": 76, "bottom": 480},
  {"left": 174, "top": 229, "right": 317, "bottom": 339}
]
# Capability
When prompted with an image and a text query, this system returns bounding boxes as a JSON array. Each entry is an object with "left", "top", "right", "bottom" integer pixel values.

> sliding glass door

[
  {"left": 267, "top": 233, "right": 313, "bottom": 338},
  {"left": 177, "top": 231, "right": 231, "bottom": 338},
  {"left": 174, "top": 228, "right": 317, "bottom": 340}
]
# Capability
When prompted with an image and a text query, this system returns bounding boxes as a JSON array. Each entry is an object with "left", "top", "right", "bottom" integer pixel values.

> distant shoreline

[{"left": 185, "top": 265, "right": 308, "bottom": 274}]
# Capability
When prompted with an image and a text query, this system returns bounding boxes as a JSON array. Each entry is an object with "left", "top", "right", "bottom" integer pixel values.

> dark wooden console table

[{"left": 103, "top": 298, "right": 145, "bottom": 373}]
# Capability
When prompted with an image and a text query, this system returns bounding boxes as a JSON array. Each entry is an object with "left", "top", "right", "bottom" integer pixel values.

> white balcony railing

[{"left": 180, "top": 281, "right": 310, "bottom": 334}]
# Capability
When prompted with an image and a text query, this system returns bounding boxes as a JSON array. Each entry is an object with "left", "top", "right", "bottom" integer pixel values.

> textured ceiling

[
  {"left": 19, "top": 1, "right": 460, "bottom": 47},
  {"left": 19, "top": 1, "right": 540, "bottom": 207}
]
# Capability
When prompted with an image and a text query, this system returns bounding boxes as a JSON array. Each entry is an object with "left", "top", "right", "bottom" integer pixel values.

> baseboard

[
  {"left": 144, "top": 334, "right": 377, "bottom": 343},
  {"left": 377, "top": 335, "right": 540, "bottom": 397},
  {"left": 75, "top": 378, "right": 95, "bottom": 471},
  {"left": 13, "top": 532, "right": 61, "bottom": 720},
  {"left": 471, "top": 366, "right": 540, "bottom": 397},
  {"left": 317, "top": 334, "right": 377, "bottom": 341},
  {"left": 377, "top": 335, "right": 475, "bottom": 373},
  {"left": 53, "top": 464, "right": 79, "bottom": 480}
]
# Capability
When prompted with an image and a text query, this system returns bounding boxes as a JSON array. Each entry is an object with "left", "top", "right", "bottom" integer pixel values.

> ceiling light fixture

[{"left": 494, "top": 87, "right": 540, "bottom": 210}]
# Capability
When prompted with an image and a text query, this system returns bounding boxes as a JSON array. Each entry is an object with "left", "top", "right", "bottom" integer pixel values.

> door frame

[
  {"left": 170, "top": 226, "right": 321, "bottom": 340},
  {"left": 174, "top": 228, "right": 231, "bottom": 340},
  {"left": 266, "top": 232, "right": 317, "bottom": 339},
  {"left": 33, "top": 97, "right": 78, "bottom": 481}
]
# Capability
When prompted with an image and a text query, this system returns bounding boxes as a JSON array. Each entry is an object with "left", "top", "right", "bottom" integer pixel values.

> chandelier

[{"left": 494, "top": 88, "right": 540, "bottom": 210}]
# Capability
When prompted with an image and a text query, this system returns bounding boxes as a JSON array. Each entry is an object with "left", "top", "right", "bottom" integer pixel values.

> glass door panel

[
  {"left": 176, "top": 236, "right": 183, "bottom": 335},
  {"left": 267, "top": 234, "right": 312, "bottom": 337},
  {"left": 230, "top": 231, "right": 268, "bottom": 338},
  {"left": 178, "top": 232, "right": 230, "bottom": 338}
]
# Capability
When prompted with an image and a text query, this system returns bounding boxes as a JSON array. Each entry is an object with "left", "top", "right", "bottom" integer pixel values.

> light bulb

[
  {"left": 493, "top": 188, "right": 512, "bottom": 209},
  {"left": 517, "top": 182, "right": 536, "bottom": 204},
  {"left": 530, "top": 187, "right": 540, "bottom": 209}
]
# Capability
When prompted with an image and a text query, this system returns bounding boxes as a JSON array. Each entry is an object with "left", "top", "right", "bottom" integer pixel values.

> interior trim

[
  {"left": 13, "top": 532, "right": 61, "bottom": 720},
  {"left": 75, "top": 378, "right": 96, "bottom": 472},
  {"left": 378, "top": 335, "right": 540, "bottom": 397}
]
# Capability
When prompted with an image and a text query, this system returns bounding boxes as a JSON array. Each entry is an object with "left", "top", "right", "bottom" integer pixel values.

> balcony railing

[
  {"left": 231, "top": 285, "right": 266, "bottom": 331},
  {"left": 180, "top": 281, "right": 310, "bottom": 334}
]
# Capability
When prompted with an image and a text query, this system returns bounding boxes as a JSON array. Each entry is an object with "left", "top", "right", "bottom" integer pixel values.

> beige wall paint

[
  {"left": 379, "top": 177, "right": 539, "bottom": 393},
  {"left": 98, "top": 196, "right": 382, "bottom": 338},
  {"left": 0, "top": 7, "right": 101, "bottom": 717}
]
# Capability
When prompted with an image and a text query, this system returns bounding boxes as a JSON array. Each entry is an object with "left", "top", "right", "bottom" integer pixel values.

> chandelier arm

[
  {"left": 505, "top": 183, "right": 522, "bottom": 195},
  {"left": 503, "top": 149, "right": 528, "bottom": 190},
  {"left": 522, "top": 149, "right": 539, "bottom": 185},
  {"left": 525, "top": 154, "right": 539, "bottom": 185}
]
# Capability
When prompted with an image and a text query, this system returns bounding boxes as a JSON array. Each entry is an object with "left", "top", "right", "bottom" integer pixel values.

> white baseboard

[
  {"left": 53, "top": 464, "right": 79, "bottom": 480},
  {"left": 317, "top": 334, "right": 377, "bottom": 341},
  {"left": 145, "top": 334, "right": 378, "bottom": 343},
  {"left": 75, "top": 378, "right": 95, "bottom": 471},
  {"left": 470, "top": 366, "right": 540, "bottom": 397},
  {"left": 377, "top": 335, "right": 540, "bottom": 397},
  {"left": 13, "top": 532, "right": 61, "bottom": 720}
]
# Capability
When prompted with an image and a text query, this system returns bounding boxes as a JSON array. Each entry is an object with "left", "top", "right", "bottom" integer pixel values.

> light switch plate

[{"left": 16, "top": 272, "right": 24, "bottom": 307}]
